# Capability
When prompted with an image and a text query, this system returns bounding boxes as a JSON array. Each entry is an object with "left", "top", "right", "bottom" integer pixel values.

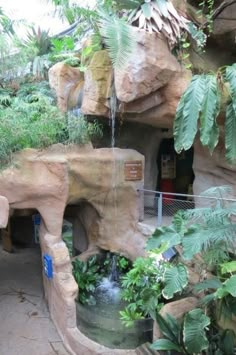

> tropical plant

[
  {"left": 67, "top": 112, "right": 103, "bottom": 145},
  {"left": 174, "top": 63, "right": 236, "bottom": 164},
  {"left": 49, "top": 0, "right": 205, "bottom": 69},
  {"left": 119, "top": 256, "right": 188, "bottom": 326},
  {"left": 151, "top": 309, "right": 210, "bottom": 354},
  {"left": 0, "top": 82, "right": 103, "bottom": 166},
  {"left": 147, "top": 186, "right": 236, "bottom": 267},
  {"left": 146, "top": 186, "right": 236, "bottom": 354},
  {"left": 73, "top": 256, "right": 103, "bottom": 305},
  {"left": 0, "top": 7, "right": 15, "bottom": 35}
]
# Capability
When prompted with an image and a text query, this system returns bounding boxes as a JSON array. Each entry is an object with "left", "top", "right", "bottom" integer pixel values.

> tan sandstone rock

[
  {"left": 0, "top": 195, "right": 9, "bottom": 228},
  {"left": 123, "top": 70, "right": 191, "bottom": 128},
  {"left": 0, "top": 145, "right": 146, "bottom": 260},
  {"left": 81, "top": 50, "right": 113, "bottom": 117},
  {"left": 114, "top": 29, "right": 182, "bottom": 103},
  {"left": 49, "top": 62, "right": 84, "bottom": 112},
  {"left": 193, "top": 137, "right": 236, "bottom": 198}
]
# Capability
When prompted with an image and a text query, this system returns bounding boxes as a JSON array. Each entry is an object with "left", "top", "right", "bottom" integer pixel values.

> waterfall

[
  {"left": 109, "top": 255, "right": 119, "bottom": 282},
  {"left": 95, "top": 255, "right": 120, "bottom": 305},
  {"left": 110, "top": 80, "right": 117, "bottom": 149}
]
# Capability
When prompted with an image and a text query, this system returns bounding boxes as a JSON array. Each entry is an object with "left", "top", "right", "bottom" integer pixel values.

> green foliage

[
  {"left": 0, "top": 82, "right": 103, "bottom": 166},
  {"left": 174, "top": 63, "right": 236, "bottom": 163},
  {"left": 72, "top": 256, "right": 102, "bottom": 305},
  {"left": 0, "top": 91, "right": 65, "bottom": 166},
  {"left": 98, "top": 9, "right": 135, "bottom": 69},
  {"left": 221, "top": 261, "right": 236, "bottom": 274},
  {"left": 147, "top": 186, "right": 236, "bottom": 353},
  {"left": 151, "top": 309, "right": 210, "bottom": 354},
  {"left": 120, "top": 257, "right": 164, "bottom": 326},
  {"left": 0, "top": 7, "right": 15, "bottom": 35},
  {"left": 174, "top": 74, "right": 220, "bottom": 153},
  {"left": 73, "top": 253, "right": 132, "bottom": 305},
  {"left": 183, "top": 309, "right": 210, "bottom": 353},
  {"left": 67, "top": 113, "right": 103, "bottom": 145},
  {"left": 162, "top": 264, "right": 188, "bottom": 299},
  {"left": 146, "top": 225, "right": 181, "bottom": 251},
  {"left": 147, "top": 186, "right": 236, "bottom": 270},
  {"left": 225, "top": 64, "right": 236, "bottom": 163}
]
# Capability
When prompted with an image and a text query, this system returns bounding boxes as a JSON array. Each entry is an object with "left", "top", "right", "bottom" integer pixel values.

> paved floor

[{"left": 0, "top": 242, "right": 69, "bottom": 355}]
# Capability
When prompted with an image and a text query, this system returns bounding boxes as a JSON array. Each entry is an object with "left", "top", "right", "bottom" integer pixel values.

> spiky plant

[{"left": 120, "top": 0, "right": 190, "bottom": 48}]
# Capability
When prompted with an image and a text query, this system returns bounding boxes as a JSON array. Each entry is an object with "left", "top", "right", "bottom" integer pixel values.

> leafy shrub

[
  {"left": 67, "top": 112, "right": 103, "bottom": 145},
  {"left": 120, "top": 256, "right": 188, "bottom": 326},
  {"left": 0, "top": 93, "right": 65, "bottom": 166},
  {"left": 147, "top": 186, "right": 236, "bottom": 354},
  {"left": 0, "top": 82, "right": 103, "bottom": 167}
]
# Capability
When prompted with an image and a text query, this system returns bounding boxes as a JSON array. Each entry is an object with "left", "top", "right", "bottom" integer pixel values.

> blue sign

[
  {"left": 43, "top": 254, "right": 53, "bottom": 279},
  {"left": 33, "top": 214, "right": 41, "bottom": 226}
]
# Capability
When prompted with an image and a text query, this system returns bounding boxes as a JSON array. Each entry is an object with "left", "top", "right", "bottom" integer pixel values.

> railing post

[{"left": 157, "top": 192, "right": 163, "bottom": 226}]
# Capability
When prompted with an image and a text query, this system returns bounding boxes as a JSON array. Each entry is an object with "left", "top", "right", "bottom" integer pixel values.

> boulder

[
  {"left": 153, "top": 297, "right": 199, "bottom": 339},
  {"left": 49, "top": 62, "right": 84, "bottom": 112},
  {"left": 81, "top": 50, "right": 113, "bottom": 117},
  {"left": 114, "top": 28, "right": 182, "bottom": 103},
  {"left": 123, "top": 70, "right": 191, "bottom": 128},
  {"left": 0, "top": 196, "right": 9, "bottom": 228}
]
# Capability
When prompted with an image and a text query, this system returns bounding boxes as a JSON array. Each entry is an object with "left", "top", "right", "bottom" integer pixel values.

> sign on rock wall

[{"left": 124, "top": 161, "right": 143, "bottom": 181}]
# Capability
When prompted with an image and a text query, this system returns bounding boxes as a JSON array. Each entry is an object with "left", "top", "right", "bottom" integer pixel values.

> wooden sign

[{"left": 124, "top": 160, "right": 143, "bottom": 181}]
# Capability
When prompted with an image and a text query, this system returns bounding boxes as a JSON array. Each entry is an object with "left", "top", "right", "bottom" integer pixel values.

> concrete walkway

[{"left": 0, "top": 243, "right": 69, "bottom": 355}]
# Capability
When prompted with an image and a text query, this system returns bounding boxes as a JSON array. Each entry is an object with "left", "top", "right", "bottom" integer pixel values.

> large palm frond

[{"left": 98, "top": 9, "right": 135, "bottom": 69}]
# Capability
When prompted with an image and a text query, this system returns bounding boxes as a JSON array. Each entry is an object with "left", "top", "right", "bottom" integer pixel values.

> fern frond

[
  {"left": 199, "top": 74, "right": 220, "bottom": 151},
  {"left": 174, "top": 75, "right": 206, "bottom": 153},
  {"left": 200, "top": 185, "right": 233, "bottom": 200},
  {"left": 182, "top": 223, "right": 236, "bottom": 260},
  {"left": 98, "top": 10, "right": 135, "bottom": 69}
]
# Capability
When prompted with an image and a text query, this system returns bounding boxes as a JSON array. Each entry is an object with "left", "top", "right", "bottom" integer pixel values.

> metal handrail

[{"left": 137, "top": 188, "right": 236, "bottom": 203}]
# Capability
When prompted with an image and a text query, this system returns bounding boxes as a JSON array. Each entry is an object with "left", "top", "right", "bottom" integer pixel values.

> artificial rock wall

[{"left": 0, "top": 144, "right": 151, "bottom": 354}]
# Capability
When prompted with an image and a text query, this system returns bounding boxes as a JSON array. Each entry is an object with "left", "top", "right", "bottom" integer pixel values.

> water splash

[
  {"left": 96, "top": 277, "right": 121, "bottom": 304},
  {"left": 95, "top": 255, "right": 120, "bottom": 305}
]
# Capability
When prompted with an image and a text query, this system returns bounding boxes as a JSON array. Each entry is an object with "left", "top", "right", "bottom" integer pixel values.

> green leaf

[
  {"left": 225, "top": 64, "right": 236, "bottom": 99},
  {"left": 221, "top": 261, "right": 236, "bottom": 274},
  {"left": 194, "top": 278, "right": 222, "bottom": 293},
  {"left": 174, "top": 75, "right": 206, "bottom": 153},
  {"left": 98, "top": 10, "right": 135, "bottom": 69},
  {"left": 116, "top": 0, "right": 142, "bottom": 10},
  {"left": 141, "top": 3, "right": 152, "bottom": 19},
  {"left": 182, "top": 223, "right": 236, "bottom": 260},
  {"left": 162, "top": 264, "right": 188, "bottom": 299},
  {"left": 183, "top": 309, "right": 210, "bottom": 353},
  {"left": 199, "top": 74, "right": 220, "bottom": 150},
  {"left": 216, "top": 275, "right": 236, "bottom": 298},
  {"left": 155, "top": 313, "right": 179, "bottom": 343},
  {"left": 225, "top": 101, "right": 236, "bottom": 164},
  {"left": 220, "top": 329, "right": 236, "bottom": 355},
  {"left": 150, "top": 339, "right": 182, "bottom": 352},
  {"left": 146, "top": 225, "right": 181, "bottom": 251}
]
